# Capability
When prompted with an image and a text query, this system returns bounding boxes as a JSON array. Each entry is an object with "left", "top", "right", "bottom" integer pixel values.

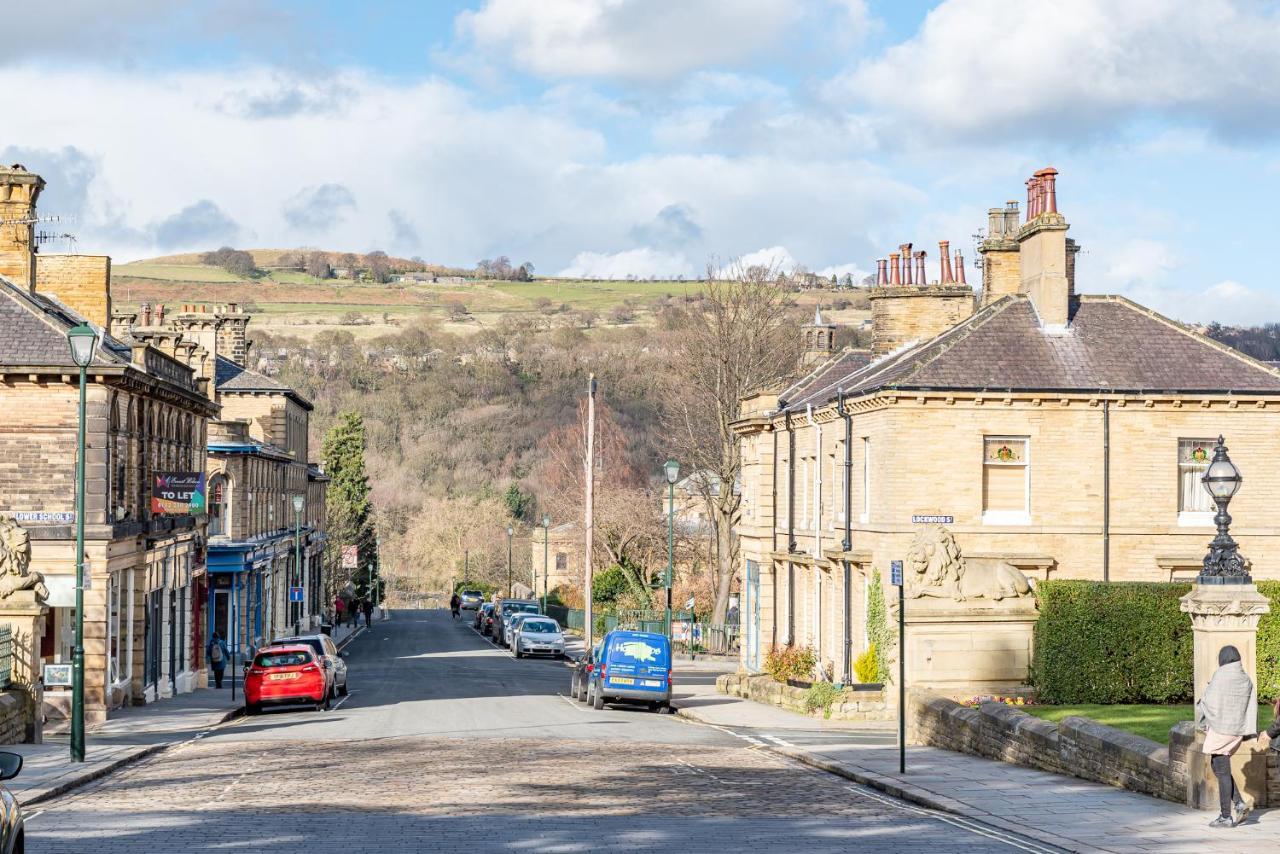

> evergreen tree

[{"left": 323, "top": 411, "right": 378, "bottom": 603}]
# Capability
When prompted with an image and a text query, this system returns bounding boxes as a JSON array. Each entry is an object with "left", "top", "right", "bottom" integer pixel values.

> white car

[{"left": 512, "top": 616, "right": 566, "bottom": 659}]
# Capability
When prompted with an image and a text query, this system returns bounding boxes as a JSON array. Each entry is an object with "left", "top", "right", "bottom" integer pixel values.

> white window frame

[
  {"left": 832, "top": 446, "right": 845, "bottom": 526},
  {"left": 981, "top": 435, "right": 1031, "bottom": 526},
  {"left": 1177, "top": 438, "right": 1216, "bottom": 527},
  {"left": 860, "top": 438, "right": 871, "bottom": 524}
]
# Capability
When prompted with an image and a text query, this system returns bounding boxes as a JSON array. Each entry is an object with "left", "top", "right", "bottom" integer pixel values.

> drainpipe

[
  {"left": 807, "top": 404, "right": 822, "bottom": 676},
  {"left": 838, "top": 389, "right": 853, "bottom": 685},
  {"left": 1103, "top": 398, "right": 1110, "bottom": 583},
  {"left": 786, "top": 410, "right": 796, "bottom": 645},
  {"left": 771, "top": 423, "right": 779, "bottom": 649}
]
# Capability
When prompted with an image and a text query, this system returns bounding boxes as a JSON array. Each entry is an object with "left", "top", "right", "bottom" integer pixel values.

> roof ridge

[{"left": 0, "top": 276, "right": 128, "bottom": 367}]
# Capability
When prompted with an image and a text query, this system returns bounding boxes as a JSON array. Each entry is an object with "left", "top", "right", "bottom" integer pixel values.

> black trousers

[
  {"left": 1210, "top": 754, "right": 1240, "bottom": 818},
  {"left": 213, "top": 666, "right": 225, "bottom": 688}
]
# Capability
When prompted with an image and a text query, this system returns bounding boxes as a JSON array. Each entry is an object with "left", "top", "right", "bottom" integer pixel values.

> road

[{"left": 27, "top": 610, "right": 1060, "bottom": 853}]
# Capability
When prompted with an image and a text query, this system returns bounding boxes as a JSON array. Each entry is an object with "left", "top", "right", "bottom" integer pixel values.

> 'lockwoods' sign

[{"left": 151, "top": 472, "right": 207, "bottom": 516}]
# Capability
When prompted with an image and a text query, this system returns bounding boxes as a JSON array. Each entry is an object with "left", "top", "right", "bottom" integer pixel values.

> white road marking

[
  {"left": 844, "top": 786, "right": 1063, "bottom": 853},
  {"left": 24, "top": 809, "right": 44, "bottom": 822},
  {"left": 330, "top": 690, "right": 357, "bottom": 710},
  {"left": 763, "top": 735, "right": 793, "bottom": 747},
  {"left": 556, "top": 692, "right": 593, "bottom": 713}
]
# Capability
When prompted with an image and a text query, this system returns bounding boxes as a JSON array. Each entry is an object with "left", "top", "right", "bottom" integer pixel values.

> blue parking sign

[{"left": 890, "top": 560, "right": 903, "bottom": 586}]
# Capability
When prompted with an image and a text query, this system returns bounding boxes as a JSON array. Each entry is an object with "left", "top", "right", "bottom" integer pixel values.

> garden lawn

[{"left": 1024, "top": 704, "right": 1274, "bottom": 744}]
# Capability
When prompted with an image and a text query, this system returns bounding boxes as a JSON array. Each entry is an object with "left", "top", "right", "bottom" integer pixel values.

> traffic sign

[
  {"left": 890, "top": 560, "right": 903, "bottom": 586},
  {"left": 289, "top": 586, "right": 305, "bottom": 602},
  {"left": 341, "top": 545, "right": 358, "bottom": 569}
]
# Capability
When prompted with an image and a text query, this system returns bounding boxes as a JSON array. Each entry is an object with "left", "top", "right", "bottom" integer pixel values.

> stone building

[
  {"left": 733, "top": 167, "right": 1280, "bottom": 689},
  {"left": 0, "top": 164, "right": 219, "bottom": 725},
  {"left": 530, "top": 522, "right": 582, "bottom": 600},
  {"left": 130, "top": 303, "right": 329, "bottom": 659}
]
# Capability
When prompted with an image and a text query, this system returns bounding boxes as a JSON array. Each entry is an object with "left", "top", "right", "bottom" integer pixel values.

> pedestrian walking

[
  {"left": 362, "top": 599, "right": 374, "bottom": 626},
  {"left": 449, "top": 592, "right": 461, "bottom": 620},
  {"left": 207, "top": 631, "right": 230, "bottom": 689},
  {"left": 334, "top": 596, "right": 346, "bottom": 628},
  {"left": 1196, "top": 645, "right": 1257, "bottom": 828}
]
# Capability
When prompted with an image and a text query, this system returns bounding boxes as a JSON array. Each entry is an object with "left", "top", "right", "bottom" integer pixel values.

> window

[
  {"left": 982, "top": 437, "right": 1030, "bottom": 524},
  {"left": 555, "top": 553, "right": 567, "bottom": 571},
  {"left": 861, "top": 438, "right": 871, "bottom": 523},
  {"left": 1178, "top": 438, "right": 1215, "bottom": 523},
  {"left": 830, "top": 448, "right": 843, "bottom": 525}
]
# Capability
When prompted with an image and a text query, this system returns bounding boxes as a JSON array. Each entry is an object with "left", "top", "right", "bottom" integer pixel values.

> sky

[{"left": 3, "top": 0, "right": 1280, "bottom": 323}]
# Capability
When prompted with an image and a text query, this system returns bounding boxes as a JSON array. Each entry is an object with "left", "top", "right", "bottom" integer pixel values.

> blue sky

[{"left": 4, "top": 0, "right": 1280, "bottom": 323}]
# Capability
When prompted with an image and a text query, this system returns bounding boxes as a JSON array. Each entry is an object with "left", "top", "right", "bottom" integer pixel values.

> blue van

[{"left": 588, "top": 630, "right": 672, "bottom": 712}]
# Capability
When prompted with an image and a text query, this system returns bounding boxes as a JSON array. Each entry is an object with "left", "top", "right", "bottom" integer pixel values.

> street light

[
  {"left": 1199, "top": 435, "right": 1248, "bottom": 584},
  {"left": 507, "top": 525, "right": 515, "bottom": 596},
  {"left": 292, "top": 494, "right": 304, "bottom": 631},
  {"left": 66, "top": 322, "right": 98, "bottom": 764},
  {"left": 541, "top": 514, "right": 551, "bottom": 614},
  {"left": 664, "top": 459, "right": 680, "bottom": 642}
]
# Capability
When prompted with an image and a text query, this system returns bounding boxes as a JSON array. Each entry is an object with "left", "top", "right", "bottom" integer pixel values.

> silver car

[
  {"left": 0, "top": 751, "right": 23, "bottom": 854},
  {"left": 512, "top": 617, "right": 566, "bottom": 659}
]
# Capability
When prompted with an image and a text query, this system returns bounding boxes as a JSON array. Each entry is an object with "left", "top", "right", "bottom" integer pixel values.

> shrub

[
  {"left": 1257, "top": 581, "right": 1280, "bottom": 702},
  {"left": 854, "top": 643, "right": 879, "bottom": 684},
  {"left": 1032, "top": 581, "right": 1194, "bottom": 704},
  {"left": 764, "top": 644, "right": 817, "bottom": 684},
  {"left": 804, "top": 680, "right": 841, "bottom": 718},
  {"left": 866, "top": 571, "right": 893, "bottom": 684}
]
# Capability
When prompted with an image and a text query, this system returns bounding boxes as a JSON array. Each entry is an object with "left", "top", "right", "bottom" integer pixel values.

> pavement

[
  {"left": 8, "top": 616, "right": 372, "bottom": 806},
  {"left": 674, "top": 673, "right": 1280, "bottom": 853},
  {"left": 24, "top": 608, "right": 1063, "bottom": 853}
]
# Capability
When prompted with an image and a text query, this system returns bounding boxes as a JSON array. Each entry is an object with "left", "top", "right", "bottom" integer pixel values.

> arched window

[{"left": 208, "top": 473, "right": 230, "bottom": 537}]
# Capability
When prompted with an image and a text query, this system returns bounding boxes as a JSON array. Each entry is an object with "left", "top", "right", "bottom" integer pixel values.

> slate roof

[
  {"left": 215, "top": 355, "right": 313, "bottom": 410},
  {"left": 0, "top": 276, "right": 132, "bottom": 367},
  {"left": 780, "top": 295, "right": 1280, "bottom": 412}
]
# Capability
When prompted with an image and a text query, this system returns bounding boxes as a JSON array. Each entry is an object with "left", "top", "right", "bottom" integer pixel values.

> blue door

[{"left": 746, "top": 560, "right": 760, "bottom": 671}]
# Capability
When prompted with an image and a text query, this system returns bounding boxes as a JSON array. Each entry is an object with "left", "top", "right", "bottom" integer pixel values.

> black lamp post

[
  {"left": 506, "top": 525, "right": 514, "bottom": 596},
  {"left": 541, "top": 515, "right": 550, "bottom": 614},
  {"left": 663, "top": 459, "right": 679, "bottom": 642},
  {"left": 66, "top": 322, "right": 98, "bottom": 764},
  {"left": 1199, "top": 435, "right": 1248, "bottom": 585}
]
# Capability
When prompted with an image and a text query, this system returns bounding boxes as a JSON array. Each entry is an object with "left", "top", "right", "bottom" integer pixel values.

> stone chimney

[
  {"left": 0, "top": 164, "right": 43, "bottom": 288},
  {"left": 168, "top": 304, "right": 223, "bottom": 401},
  {"left": 801, "top": 306, "right": 837, "bottom": 366},
  {"left": 1017, "top": 167, "right": 1073, "bottom": 330},
  {"left": 978, "top": 200, "right": 1022, "bottom": 307},
  {"left": 216, "top": 302, "right": 251, "bottom": 367},
  {"left": 869, "top": 238, "right": 975, "bottom": 357}
]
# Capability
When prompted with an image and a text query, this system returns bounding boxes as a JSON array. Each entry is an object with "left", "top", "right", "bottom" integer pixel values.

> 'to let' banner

[{"left": 151, "top": 472, "right": 207, "bottom": 516}]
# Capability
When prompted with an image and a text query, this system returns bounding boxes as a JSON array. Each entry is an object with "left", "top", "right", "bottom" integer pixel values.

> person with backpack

[{"left": 207, "top": 631, "right": 230, "bottom": 689}]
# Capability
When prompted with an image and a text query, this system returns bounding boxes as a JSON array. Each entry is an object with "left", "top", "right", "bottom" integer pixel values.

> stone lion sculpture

[
  {"left": 0, "top": 516, "right": 49, "bottom": 602},
  {"left": 905, "top": 524, "right": 1031, "bottom": 602}
]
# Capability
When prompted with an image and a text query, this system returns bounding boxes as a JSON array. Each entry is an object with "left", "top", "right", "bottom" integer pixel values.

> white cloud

[
  {"left": 1198, "top": 280, "right": 1280, "bottom": 325},
  {"left": 456, "top": 0, "right": 802, "bottom": 81},
  {"left": 816, "top": 262, "right": 869, "bottom": 282},
  {"left": 733, "top": 246, "right": 800, "bottom": 274},
  {"left": 558, "top": 248, "right": 694, "bottom": 279},
  {"left": 828, "top": 0, "right": 1280, "bottom": 142}
]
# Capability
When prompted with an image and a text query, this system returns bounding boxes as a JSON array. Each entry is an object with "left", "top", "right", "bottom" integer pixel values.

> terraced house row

[
  {"left": 0, "top": 163, "right": 329, "bottom": 729},
  {"left": 733, "top": 168, "right": 1280, "bottom": 693}
]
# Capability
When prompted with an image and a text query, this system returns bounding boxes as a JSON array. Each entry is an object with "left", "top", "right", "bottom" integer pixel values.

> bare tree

[
  {"left": 666, "top": 260, "right": 801, "bottom": 624},
  {"left": 305, "top": 251, "right": 332, "bottom": 279}
]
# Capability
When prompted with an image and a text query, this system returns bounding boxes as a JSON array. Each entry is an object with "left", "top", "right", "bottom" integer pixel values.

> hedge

[{"left": 1032, "top": 579, "right": 1280, "bottom": 704}]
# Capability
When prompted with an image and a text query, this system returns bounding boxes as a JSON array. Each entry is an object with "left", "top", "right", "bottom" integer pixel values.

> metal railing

[
  {"left": 673, "top": 622, "right": 739, "bottom": 656},
  {"left": 0, "top": 626, "right": 11, "bottom": 689}
]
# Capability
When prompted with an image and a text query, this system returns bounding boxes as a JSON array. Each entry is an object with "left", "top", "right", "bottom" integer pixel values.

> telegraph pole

[{"left": 584, "top": 374, "right": 597, "bottom": 651}]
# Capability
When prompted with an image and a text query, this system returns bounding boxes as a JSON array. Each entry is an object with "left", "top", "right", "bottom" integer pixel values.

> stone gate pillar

[{"left": 0, "top": 591, "right": 49, "bottom": 744}]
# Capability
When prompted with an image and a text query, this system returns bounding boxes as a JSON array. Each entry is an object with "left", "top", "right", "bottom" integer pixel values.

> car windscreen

[
  {"left": 515, "top": 604, "right": 540, "bottom": 613},
  {"left": 255, "top": 651, "right": 310, "bottom": 668},
  {"left": 606, "top": 636, "right": 668, "bottom": 666},
  {"left": 463, "top": 591, "right": 482, "bottom": 597},
  {"left": 522, "top": 620, "right": 558, "bottom": 633}
]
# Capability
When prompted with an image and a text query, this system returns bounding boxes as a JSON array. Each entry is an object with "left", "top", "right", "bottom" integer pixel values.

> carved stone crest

[
  {"left": 905, "top": 524, "right": 1032, "bottom": 602},
  {"left": 0, "top": 515, "right": 49, "bottom": 603}
]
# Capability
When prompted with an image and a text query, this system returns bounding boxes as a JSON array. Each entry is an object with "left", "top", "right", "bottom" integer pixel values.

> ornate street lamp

[
  {"left": 664, "top": 459, "right": 680, "bottom": 642},
  {"left": 507, "top": 525, "right": 515, "bottom": 596},
  {"left": 1199, "top": 435, "right": 1248, "bottom": 584},
  {"left": 541, "top": 514, "right": 551, "bottom": 614},
  {"left": 66, "top": 323, "right": 98, "bottom": 763}
]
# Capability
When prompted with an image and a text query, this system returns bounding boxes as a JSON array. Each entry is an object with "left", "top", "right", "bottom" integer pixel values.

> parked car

[
  {"left": 474, "top": 602, "right": 494, "bottom": 632},
  {"left": 587, "top": 630, "right": 672, "bottom": 712},
  {"left": 271, "top": 633, "right": 348, "bottom": 696},
  {"left": 0, "top": 751, "right": 23, "bottom": 854},
  {"left": 504, "top": 612, "right": 541, "bottom": 649},
  {"left": 512, "top": 616, "right": 565, "bottom": 658},
  {"left": 459, "top": 590, "right": 484, "bottom": 610},
  {"left": 493, "top": 598, "right": 541, "bottom": 645},
  {"left": 244, "top": 645, "right": 330, "bottom": 714},
  {"left": 570, "top": 643, "right": 603, "bottom": 701}
]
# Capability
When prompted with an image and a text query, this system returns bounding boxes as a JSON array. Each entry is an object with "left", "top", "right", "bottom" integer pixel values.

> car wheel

[
  {"left": 515, "top": 648, "right": 523, "bottom": 659},
  {"left": 592, "top": 684, "right": 605, "bottom": 710},
  {"left": 339, "top": 679, "right": 349, "bottom": 697},
  {"left": 244, "top": 702, "right": 258, "bottom": 716}
]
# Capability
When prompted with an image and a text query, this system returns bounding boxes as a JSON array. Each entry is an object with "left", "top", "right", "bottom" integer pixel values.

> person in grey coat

[{"left": 1196, "top": 645, "right": 1256, "bottom": 828}]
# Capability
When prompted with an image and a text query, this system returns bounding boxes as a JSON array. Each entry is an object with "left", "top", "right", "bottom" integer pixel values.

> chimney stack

[
  {"left": 0, "top": 164, "right": 44, "bottom": 289},
  {"left": 939, "top": 241, "right": 953, "bottom": 284},
  {"left": 876, "top": 259, "right": 888, "bottom": 286},
  {"left": 140, "top": 302, "right": 153, "bottom": 326},
  {"left": 889, "top": 253, "right": 901, "bottom": 285},
  {"left": 1018, "top": 166, "right": 1071, "bottom": 330},
  {"left": 901, "top": 244, "right": 914, "bottom": 284},
  {"left": 914, "top": 251, "right": 927, "bottom": 286},
  {"left": 979, "top": 200, "right": 1022, "bottom": 307},
  {"left": 955, "top": 251, "right": 966, "bottom": 285}
]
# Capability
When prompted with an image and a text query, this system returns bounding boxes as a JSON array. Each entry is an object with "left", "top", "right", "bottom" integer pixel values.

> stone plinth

[
  {"left": 1179, "top": 581, "right": 1272, "bottom": 810},
  {"left": 1178, "top": 583, "right": 1270, "bottom": 705},
  {"left": 0, "top": 590, "right": 49, "bottom": 743},
  {"left": 903, "top": 600, "right": 1038, "bottom": 694}
]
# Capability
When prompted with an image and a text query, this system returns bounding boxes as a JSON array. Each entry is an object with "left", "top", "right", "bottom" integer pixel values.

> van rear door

[{"left": 605, "top": 633, "right": 670, "bottom": 691}]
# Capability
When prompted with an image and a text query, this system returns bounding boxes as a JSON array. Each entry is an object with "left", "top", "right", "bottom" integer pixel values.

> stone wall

[
  {"left": 868, "top": 285, "right": 975, "bottom": 356},
  {"left": 909, "top": 691, "right": 1186, "bottom": 803},
  {"left": 35, "top": 254, "right": 112, "bottom": 328},
  {"left": 718, "top": 672, "right": 891, "bottom": 722},
  {"left": 0, "top": 690, "right": 29, "bottom": 745}
]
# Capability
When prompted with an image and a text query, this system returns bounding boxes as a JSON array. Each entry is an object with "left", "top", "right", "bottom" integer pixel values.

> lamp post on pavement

[
  {"left": 506, "top": 526, "right": 514, "bottom": 596},
  {"left": 292, "top": 494, "right": 304, "bottom": 632},
  {"left": 541, "top": 515, "right": 551, "bottom": 614},
  {"left": 1199, "top": 436, "right": 1248, "bottom": 584},
  {"left": 664, "top": 459, "right": 680, "bottom": 642},
  {"left": 67, "top": 322, "right": 99, "bottom": 764}
]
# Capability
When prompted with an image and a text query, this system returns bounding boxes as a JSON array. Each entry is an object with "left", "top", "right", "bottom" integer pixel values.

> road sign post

[{"left": 891, "top": 559, "right": 905, "bottom": 774}]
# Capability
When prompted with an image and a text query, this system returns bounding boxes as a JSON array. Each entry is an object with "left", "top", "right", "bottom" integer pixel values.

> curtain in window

[{"left": 1178, "top": 439, "right": 1215, "bottom": 513}]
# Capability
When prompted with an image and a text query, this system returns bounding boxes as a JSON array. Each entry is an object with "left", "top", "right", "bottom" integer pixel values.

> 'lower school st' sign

[{"left": 911, "top": 514, "right": 953, "bottom": 524}]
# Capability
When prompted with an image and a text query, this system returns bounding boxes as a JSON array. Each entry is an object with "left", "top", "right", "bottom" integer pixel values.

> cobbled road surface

[{"left": 27, "top": 609, "right": 1053, "bottom": 853}]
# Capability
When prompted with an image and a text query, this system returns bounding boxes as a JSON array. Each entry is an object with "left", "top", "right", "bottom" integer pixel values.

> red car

[{"left": 244, "top": 645, "right": 330, "bottom": 714}]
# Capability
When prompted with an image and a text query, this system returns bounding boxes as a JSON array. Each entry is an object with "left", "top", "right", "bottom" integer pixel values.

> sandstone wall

[
  {"left": 35, "top": 254, "right": 111, "bottom": 328},
  {"left": 717, "top": 672, "right": 891, "bottom": 721}
]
